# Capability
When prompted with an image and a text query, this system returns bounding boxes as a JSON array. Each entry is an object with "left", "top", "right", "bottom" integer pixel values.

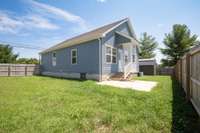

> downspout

[
  {"left": 39, "top": 53, "right": 41, "bottom": 65},
  {"left": 98, "top": 38, "right": 103, "bottom": 81}
]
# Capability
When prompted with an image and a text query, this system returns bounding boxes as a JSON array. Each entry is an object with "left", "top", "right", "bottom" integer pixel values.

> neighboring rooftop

[
  {"left": 139, "top": 58, "right": 156, "bottom": 62},
  {"left": 40, "top": 18, "right": 135, "bottom": 54},
  {"left": 139, "top": 58, "right": 157, "bottom": 66}
]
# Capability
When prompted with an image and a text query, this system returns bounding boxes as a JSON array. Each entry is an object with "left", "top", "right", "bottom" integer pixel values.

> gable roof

[{"left": 40, "top": 18, "right": 136, "bottom": 54}]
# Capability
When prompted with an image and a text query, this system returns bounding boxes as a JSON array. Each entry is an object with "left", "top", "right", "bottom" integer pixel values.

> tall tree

[
  {"left": 139, "top": 32, "right": 158, "bottom": 59},
  {"left": 161, "top": 24, "right": 198, "bottom": 66},
  {"left": 0, "top": 44, "right": 18, "bottom": 63}
]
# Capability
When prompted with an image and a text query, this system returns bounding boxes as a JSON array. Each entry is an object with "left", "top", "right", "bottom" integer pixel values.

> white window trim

[
  {"left": 106, "top": 46, "right": 112, "bottom": 64},
  {"left": 105, "top": 45, "right": 117, "bottom": 64},
  {"left": 52, "top": 52, "right": 56, "bottom": 66},
  {"left": 71, "top": 49, "right": 77, "bottom": 65}
]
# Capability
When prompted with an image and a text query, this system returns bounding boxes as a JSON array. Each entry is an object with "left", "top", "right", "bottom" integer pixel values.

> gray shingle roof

[{"left": 40, "top": 18, "right": 129, "bottom": 54}]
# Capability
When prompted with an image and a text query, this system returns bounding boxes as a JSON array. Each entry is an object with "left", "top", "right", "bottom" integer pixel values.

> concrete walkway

[{"left": 97, "top": 80, "right": 157, "bottom": 92}]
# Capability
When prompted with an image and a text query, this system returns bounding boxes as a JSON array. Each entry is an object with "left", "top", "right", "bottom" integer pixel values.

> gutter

[{"left": 38, "top": 53, "right": 41, "bottom": 65}]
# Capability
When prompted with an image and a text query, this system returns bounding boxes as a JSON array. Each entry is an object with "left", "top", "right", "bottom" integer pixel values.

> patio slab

[{"left": 97, "top": 80, "right": 157, "bottom": 92}]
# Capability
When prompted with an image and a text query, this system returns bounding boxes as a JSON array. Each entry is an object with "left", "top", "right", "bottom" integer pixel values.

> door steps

[{"left": 109, "top": 72, "right": 133, "bottom": 81}]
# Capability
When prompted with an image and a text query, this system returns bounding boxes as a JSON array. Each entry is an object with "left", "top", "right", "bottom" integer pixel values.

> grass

[{"left": 0, "top": 76, "right": 199, "bottom": 133}]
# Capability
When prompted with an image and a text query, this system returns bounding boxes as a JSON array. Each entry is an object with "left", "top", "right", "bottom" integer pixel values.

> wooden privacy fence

[
  {"left": 0, "top": 64, "right": 40, "bottom": 76},
  {"left": 175, "top": 45, "right": 200, "bottom": 116},
  {"left": 158, "top": 67, "right": 174, "bottom": 76}
]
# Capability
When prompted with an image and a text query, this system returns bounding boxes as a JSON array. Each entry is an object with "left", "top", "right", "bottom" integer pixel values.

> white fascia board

[{"left": 102, "top": 19, "right": 129, "bottom": 37}]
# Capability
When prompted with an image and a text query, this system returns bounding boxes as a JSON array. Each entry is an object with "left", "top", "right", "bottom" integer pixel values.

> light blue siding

[
  {"left": 101, "top": 22, "right": 134, "bottom": 75},
  {"left": 41, "top": 39, "right": 100, "bottom": 74},
  {"left": 41, "top": 20, "right": 139, "bottom": 80}
]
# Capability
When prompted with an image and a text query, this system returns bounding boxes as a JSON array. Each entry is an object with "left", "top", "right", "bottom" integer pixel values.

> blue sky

[{"left": 0, "top": 0, "right": 199, "bottom": 63}]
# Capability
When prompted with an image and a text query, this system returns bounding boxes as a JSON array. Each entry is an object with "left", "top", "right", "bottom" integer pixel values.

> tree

[
  {"left": 139, "top": 32, "right": 158, "bottom": 59},
  {"left": 16, "top": 58, "right": 39, "bottom": 64},
  {"left": 0, "top": 44, "right": 18, "bottom": 63},
  {"left": 161, "top": 24, "right": 198, "bottom": 66}
]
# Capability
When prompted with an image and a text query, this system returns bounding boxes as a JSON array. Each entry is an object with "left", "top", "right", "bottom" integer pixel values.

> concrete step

[{"left": 110, "top": 72, "right": 134, "bottom": 81}]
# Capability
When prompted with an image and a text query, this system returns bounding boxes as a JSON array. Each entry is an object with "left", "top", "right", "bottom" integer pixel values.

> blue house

[{"left": 40, "top": 18, "right": 140, "bottom": 81}]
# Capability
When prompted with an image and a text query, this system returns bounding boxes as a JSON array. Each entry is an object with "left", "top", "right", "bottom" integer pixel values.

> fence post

[
  {"left": 25, "top": 66, "right": 27, "bottom": 76},
  {"left": 180, "top": 59, "right": 182, "bottom": 86},
  {"left": 178, "top": 61, "right": 180, "bottom": 82},
  {"left": 8, "top": 65, "right": 10, "bottom": 76},
  {"left": 186, "top": 53, "right": 191, "bottom": 100},
  {"left": 174, "top": 63, "right": 176, "bottom": 79}
]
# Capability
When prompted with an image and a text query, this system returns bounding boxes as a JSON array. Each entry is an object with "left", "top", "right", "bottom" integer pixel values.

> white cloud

[
  {"left": 0, "top": 11, "right": 59, "bottom": 34},
  {"left": 97, "top": 0, "right": 107, "bottom": 3},
  {"left": 0, "top": 12, "right": 23, "bottom": 33},
  {"left": 23, "top": 15, "right": 59, "bottom": 30},
  {"left": 0, "top": 0, "right": 89, "bottom": 34},
  {"left": 27, "top": 0, "right": 87, "bottom": 30},
  {"left": 157, "top": 23, "right": 164, "bottom": 28}
]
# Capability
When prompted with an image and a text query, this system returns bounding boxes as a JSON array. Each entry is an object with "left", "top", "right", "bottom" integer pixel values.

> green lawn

[{"left": 0, "top": 76, "right": 199, "bottom": 133}]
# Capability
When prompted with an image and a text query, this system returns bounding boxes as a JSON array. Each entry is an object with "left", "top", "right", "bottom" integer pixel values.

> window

[
  {"left": 71, "top": 49, "right": 77, "bottom": 64},
  {"left": 52, "top": 52, "right": 56, "bottom": 66},
  {"left": 112, "top": 48, "right": 117, "bottom": 63},
  {"left": 132, "top": 55, "right": 135, "bottom": 62},
  {"left": 106, "top": 46, "right": 112, "bottom": 63},
  {"left": 106, "top": 46, "right": 117, "bottom": 64}
]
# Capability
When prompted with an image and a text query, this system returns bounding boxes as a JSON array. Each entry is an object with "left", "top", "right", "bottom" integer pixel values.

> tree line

[
  {"left": 0, "top": 24, "right": 199, "bottom": 66},
  {"left": 0, "top": 45, "right": 39, "bottom": 64}
]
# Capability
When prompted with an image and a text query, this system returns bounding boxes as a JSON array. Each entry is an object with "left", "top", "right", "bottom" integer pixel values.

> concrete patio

[{"left": 97, "top": 80, "right": 157, "bottom": 92}]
